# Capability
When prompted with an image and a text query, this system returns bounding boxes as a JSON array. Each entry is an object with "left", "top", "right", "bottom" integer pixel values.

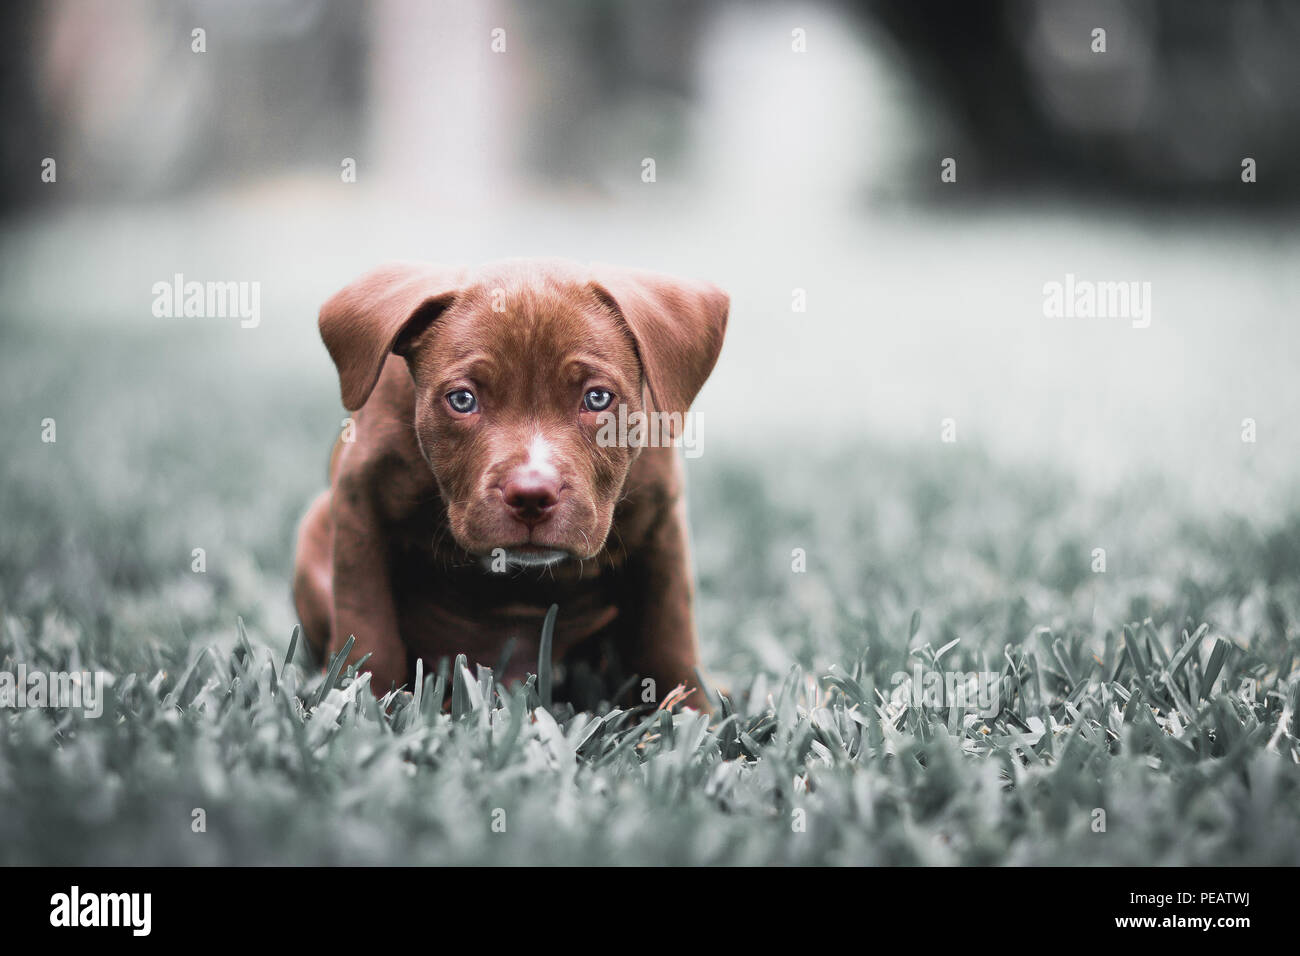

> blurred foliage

[
  {"left": 7, "top": 0, "right": 1298, "bottom": 213},
  {"left": 858, "top": 0, "right": 1300, "bottom": 202}
]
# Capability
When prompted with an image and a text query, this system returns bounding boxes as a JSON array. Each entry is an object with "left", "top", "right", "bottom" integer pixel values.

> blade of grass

[
  {"left": 314, "top": 635, "right": 355, "bottom": 709},
  {"left": 283, "top": 625, "right": 300, "bottom": 674},
  {"left": 538, "top": 603, "right": 558, "bottom": 710},
  {"left": 1199, "top": 638, "right": 1230, "bottom": 702}
]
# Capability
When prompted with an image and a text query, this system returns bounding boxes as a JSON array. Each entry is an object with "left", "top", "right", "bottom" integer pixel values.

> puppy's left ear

[
  {"left": 319, "top": 262, "right": 468, "bottom": 411},
  {"left": 589, "top": 265, "right": 729, "bottom": 421}
]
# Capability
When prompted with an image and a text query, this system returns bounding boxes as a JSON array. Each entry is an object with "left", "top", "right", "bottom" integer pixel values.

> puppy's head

[{"left": 319, "top": 259, "right": 728, "bottom": 567}]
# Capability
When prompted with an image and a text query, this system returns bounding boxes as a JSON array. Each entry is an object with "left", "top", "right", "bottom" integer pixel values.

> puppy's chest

[{"left": 389, "top": 549, "right": 628, "bottom": 678}]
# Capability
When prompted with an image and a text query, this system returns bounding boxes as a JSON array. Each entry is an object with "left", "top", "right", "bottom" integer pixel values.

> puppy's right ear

[{"left": 319, "top": 262, "right": 467, "bottom": 410}]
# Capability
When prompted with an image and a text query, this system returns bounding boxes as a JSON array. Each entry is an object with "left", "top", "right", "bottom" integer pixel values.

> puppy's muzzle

[{"left": 500, "top": 469, "right": 562, "bottom": 529}]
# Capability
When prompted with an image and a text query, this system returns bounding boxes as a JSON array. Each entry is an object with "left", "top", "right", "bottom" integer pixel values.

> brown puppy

[{"left": 292, "top": 259, "right": 728, "bottom": 709}]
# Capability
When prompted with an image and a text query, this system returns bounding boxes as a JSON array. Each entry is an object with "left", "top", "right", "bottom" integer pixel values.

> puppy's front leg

[
  {"left": 624, "top": 495, "right": 711, "bottom": 713},
  {"left": 329, "top": 483, "right": 409, "bottom": 694}
]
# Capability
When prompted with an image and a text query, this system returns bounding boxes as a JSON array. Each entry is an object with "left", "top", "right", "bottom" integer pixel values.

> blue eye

[
  {"left": 446, "top": 389, "right": 478, "bottom": 414},
  {"left": 583, "top": 388, "right": 613, "bottom": 412}
]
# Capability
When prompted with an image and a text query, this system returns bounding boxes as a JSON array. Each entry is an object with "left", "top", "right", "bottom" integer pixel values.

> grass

[{"left": 2, "top": 323, "right": 1300, "bottom": 865}]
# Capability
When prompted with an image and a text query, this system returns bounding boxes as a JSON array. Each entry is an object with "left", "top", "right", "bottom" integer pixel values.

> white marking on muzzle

[{"left": 525, "top": 435, "right": 560, "bottom": 480}]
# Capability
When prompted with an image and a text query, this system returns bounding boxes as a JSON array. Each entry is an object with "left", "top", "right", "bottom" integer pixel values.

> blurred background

[{"left": 1, "top": 0, "right": 1297, "bottom": 661}]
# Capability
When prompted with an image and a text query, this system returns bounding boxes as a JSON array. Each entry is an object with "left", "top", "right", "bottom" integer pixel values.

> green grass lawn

[{"left": 2, "top": 323, "right": 1299, "bottom": 865}]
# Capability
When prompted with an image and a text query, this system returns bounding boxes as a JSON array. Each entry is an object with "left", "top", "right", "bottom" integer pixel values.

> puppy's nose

[{"left": 501, "top": 472, "right": 561, "bottom": 525}]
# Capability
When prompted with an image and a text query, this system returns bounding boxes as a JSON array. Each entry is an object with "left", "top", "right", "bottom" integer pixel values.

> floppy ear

[
  {"left": 319, "top": 262, "right": 467, "bottom": 410},
  {"left": 588, "top": 265, "right": 729, "bottom": 421}
]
